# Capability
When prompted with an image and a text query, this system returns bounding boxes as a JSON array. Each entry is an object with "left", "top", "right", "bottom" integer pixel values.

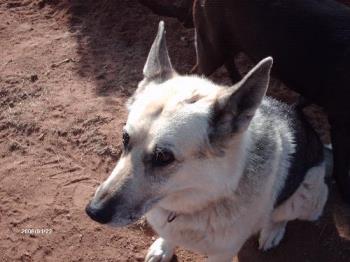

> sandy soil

[{"left": 0, "top": 1, "right": 349, "bottom": 261}]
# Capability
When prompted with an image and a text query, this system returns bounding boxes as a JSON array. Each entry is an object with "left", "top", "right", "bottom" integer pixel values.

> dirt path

[{"left": 0, "top": 1, "right": 349, "bottom": 261}]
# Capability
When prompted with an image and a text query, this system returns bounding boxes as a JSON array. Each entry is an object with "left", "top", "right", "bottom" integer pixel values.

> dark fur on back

[
  {"left": 276, "top": 107, "right": 324, "bottom": 206},
  {"left": 242, "top": 97, "right": 324, "bottom": 206}
]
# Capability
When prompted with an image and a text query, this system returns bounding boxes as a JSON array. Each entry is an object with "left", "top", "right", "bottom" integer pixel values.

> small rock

[{"left": 30, "top": 74, "right": 38, "bottom": 82}]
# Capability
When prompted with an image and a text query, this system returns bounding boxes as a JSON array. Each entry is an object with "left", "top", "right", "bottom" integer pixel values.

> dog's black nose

[{"left": 85, "top": 202, "right": 113, "bottom": 224}]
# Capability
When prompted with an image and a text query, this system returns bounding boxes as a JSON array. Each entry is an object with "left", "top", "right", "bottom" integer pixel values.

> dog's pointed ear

[
  {"left": 143, "top": 21, "right": 174, "bottom": 82},
  {"left": 210, "top": 57, "right": 273, "bottom": 138}
]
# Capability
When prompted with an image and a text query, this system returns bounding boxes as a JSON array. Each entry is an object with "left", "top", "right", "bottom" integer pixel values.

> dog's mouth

[{"left": 85, "top": 196, "right": 162, "bottom": 227}]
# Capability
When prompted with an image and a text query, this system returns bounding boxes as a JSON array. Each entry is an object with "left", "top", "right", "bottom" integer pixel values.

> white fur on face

[
  {"left": 126, "top": 76, "right": 221, "bottom": 156},
  {"left": 123, "top": 75, "right": 248, "bottom": 213}
]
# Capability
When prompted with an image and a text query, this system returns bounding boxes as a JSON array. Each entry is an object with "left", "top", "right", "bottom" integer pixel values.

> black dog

[{"left": 193, "top": 0, "right": 350, "bottom": 203}]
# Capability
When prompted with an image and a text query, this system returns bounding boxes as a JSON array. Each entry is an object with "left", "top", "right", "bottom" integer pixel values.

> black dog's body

[{"left": 194, "top": 0, "right": 350, "bottom": 202}]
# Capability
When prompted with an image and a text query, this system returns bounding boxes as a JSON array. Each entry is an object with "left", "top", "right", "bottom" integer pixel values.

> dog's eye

[
  {"left": 122, "top": 131, "right": 130, "bottom": 148},
  {"left": 151, "top": 148, "right": 175, "bottom": 167}
]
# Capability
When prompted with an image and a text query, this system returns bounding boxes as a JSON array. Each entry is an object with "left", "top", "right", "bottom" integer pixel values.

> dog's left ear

[
  {"left": 143, "top": 21, "right": 174, "bottom": 82},
  {"left": 210, "top": 57, "right": 273, "bottom": 138}
]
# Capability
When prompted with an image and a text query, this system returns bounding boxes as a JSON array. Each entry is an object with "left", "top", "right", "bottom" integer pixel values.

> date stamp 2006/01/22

[{"left": 21, "top": 228, "right": 53, "bottom": 235}]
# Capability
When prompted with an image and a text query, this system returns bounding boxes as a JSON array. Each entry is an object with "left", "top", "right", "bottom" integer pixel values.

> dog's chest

[{"left": 146, "top": 202, "right": 265, "bottom": 254}]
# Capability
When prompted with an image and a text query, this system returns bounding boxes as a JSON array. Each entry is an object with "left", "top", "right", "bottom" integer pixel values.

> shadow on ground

[{"left": 40, "top": 0, "right": 196, "bottom": 97}]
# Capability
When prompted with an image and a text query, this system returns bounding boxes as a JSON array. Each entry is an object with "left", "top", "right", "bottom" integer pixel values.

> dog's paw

[
  {"left": 258, "top": 222, "right": 286, "bottom": 251},
  {"left": 145, "top": 238, "right": 174, "bottom": 262}
]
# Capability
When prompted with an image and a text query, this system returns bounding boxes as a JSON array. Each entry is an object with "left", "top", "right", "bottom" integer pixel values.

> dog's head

[{"left": 86, "top": 21, "right": 272, "bottom": 226}]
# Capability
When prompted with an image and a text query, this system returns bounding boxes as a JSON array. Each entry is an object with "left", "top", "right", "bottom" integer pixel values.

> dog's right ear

[{"left": 143, "top": 21, "right": 174, "bottom": 82}]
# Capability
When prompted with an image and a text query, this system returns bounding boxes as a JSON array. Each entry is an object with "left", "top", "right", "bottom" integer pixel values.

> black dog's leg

[
  {"left": 193, "top": 27, "right": 225, "bottom": 77},
  {"left": 329, "top": 116, "right": 350, "bottom": 204},
  {"left": 225, "top": 56, "right": 242, "bottom": 84},
  {"left": 192, "top": 0, "right": 229, "bottom": 77}
]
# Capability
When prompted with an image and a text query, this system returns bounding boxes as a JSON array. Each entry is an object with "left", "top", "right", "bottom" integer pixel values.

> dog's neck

[{"left": 160, "top": 194, "right": 247, "bottom": 225}]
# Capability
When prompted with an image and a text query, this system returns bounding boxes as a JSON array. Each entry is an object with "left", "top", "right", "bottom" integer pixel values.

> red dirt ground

[{"left": 0, "top": 1, "right": 349, "bottom": 261}]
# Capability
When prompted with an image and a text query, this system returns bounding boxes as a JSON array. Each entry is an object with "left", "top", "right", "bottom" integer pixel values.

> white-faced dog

[{"left": 86, "top": 22, "right": 328, "bottom": 262}]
